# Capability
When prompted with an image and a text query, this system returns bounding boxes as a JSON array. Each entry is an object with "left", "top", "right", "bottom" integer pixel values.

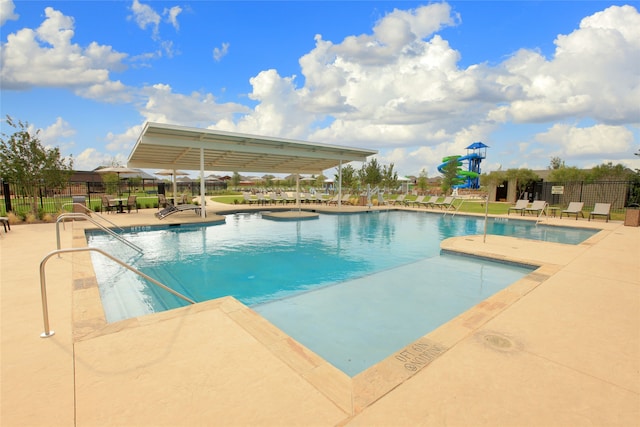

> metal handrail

[
  {"left": 61, "top": 202, "right": 123, "bottom": 231},
  {"left": 56, "top": 213, "right": 143, "bottom": 253},
  {"left": 536, "top": 202, "right": 549, "bottom": 225},
  {"left": 39, "top": 247, "right": 196, "bottom": 338}
]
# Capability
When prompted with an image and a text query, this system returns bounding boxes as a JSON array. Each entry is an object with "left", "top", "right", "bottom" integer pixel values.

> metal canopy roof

[{"left": 127, "top": 122, "right": 377, "bottom": 174}]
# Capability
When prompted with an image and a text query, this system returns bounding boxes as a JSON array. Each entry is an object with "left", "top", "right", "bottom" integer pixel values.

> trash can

[
  {"left": 624, "top": 207, "right": 640, "bottom": 227},
  {"left": 72, "top": 196, "right": 87, "bottom": 216}
]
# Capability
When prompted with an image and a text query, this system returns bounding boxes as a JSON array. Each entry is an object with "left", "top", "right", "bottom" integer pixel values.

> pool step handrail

[
  {"left": 535, "top": 201, "right": 549, "bottom": 225},
  {"left": 39, "top": 247, "right": 196, "bottom": 338},
  {"left": 61, "top": 202, "right": 124, "bottom": 232},
  {"left": 56, "top": 213, "right": 143, "bottom": 253}
]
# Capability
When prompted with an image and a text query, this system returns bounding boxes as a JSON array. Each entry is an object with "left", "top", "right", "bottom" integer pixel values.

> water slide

[{"left": 437, "top": 153, "right": 481, "bottom": 189}]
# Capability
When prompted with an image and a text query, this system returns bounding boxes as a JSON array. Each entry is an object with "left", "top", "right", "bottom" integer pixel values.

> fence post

[{"left": 2, "top": 181, "right": 12, "bottom": 212}]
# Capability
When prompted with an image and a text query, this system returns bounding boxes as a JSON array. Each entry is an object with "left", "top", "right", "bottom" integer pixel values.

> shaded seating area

[
  {"left": 508, "top": 199, "right": 528, "bottom": 216},
  {"left": 525, "top": 200, "right": 547, "bottom": 216},
  {"left": 560, "top": 202, "right": 584, "bottom": 220},
  {"left": 588, "top": 203, "right": 610, "bottom": 222}
]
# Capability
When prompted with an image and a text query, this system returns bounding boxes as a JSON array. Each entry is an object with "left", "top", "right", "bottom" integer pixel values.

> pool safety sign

[{"left": 551, "top": 186, "right": 564, "bottom": 195}]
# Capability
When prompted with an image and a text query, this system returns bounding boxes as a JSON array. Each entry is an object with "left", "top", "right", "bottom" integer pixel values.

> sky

[{"left": 1, "top": 0, "right": 639, "bottom": 179}]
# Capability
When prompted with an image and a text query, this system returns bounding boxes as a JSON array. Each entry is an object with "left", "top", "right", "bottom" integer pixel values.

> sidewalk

[{"left": 1, "top": 205, "right": 638, "bottom": 426}]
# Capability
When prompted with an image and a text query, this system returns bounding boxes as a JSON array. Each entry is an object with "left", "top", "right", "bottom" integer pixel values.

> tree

[
  {"left": 335, "top": 164, "right": 357, "bottom": 191},
  {"left": 505, "top": 168, "right": 539, "bottom": 200},
  {"left": 231, "top": 171, "right": 241, "bottom": 188},
  {"left": 548, "top": 166, "right": 587, "bottom": 182},
  {"left": 0, "top": 116, "right": 74, "bottom": 214},
  {"left": 548, "top": 156, "right": 565, "bottom": 170},
  {"left": 417, "top": 168, "right": 428, "bottom": 193},
  {"left": 481, "top": 170, "right": 506, "bottom": 187},
  {"left": 587, "top": 162, "right": 634, "bottom": 182},
  {"left": 441, "top": 156, "right": 461, "bottom": 195},
  {"left": 359, "top": 158, "right": 383, "bottom": 187},
  {"left": 381, "top": 163, "right": 398, "bottom": 191}
]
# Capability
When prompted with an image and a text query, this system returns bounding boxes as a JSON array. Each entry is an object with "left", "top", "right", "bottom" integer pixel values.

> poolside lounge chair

[
  {"left": 525, "top": 200, "right": 547, "bottom": 216},
  {"left": 390, "top": 194, "right": 406, "bottom": 205},
  {"left": 419, "top": 195, "right": 439, "bottom": 209},
  {"left": 406, "top": 195, "right": 426, "bottom": 207},
  {"left": 560, "top": 202, "right": 584, "bottom": 220},
  {"left": 126, "top": 195, "right": 138, "bottom": 213},
  {"left": 434, "top": 196, "right": 455, "bottom": 210},
  {"left": 269, "top": 192, "right": 283, "bottom": 204},
  {"left": 508, "top": 199, "right": 528, "bottom": 216},
  {"left": 243, "top": 193, "right": 259, "bottom": 205},
  {"left": 588, "top": 203, "right": 611, "bottom": 222},
  {"left": 155, "top": 203, "right": 202, "bottom": 219},
  {"left": 324, "top": 194, "right": 339, "bottom": 205},
  {"left": 157, "top": 194, "right": 170, "bottom": 209}
]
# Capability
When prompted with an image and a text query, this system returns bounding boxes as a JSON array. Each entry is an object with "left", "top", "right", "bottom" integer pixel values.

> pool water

[{"left": 87, "top": 211, "right": 596, "bottom": 375}]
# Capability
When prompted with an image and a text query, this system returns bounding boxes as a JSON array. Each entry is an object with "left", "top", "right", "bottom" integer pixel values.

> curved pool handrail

[
  {"left": 39, "top": 247, "right": 196, "bottom": 338},
  {"left": 61, "top": 202, "right": 123, "bottom": 231},
  {"left": 56, "top": 213, "right": 143, "bottom": 253}
]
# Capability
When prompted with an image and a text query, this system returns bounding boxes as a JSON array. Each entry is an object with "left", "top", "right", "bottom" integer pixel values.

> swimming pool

[{"left": 86, "top": 211, "right": 597, "bottom": 375}]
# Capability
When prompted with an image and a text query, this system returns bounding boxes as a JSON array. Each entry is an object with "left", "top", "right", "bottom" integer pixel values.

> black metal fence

[
  {"left": 532, "top": 180, "right": 639, "bottom": 214},
  {"left": 1, "top": 179, "right": 227, "bottom": 216}
]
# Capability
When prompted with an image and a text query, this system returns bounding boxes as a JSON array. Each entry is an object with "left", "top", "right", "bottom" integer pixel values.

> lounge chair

[
  {"left": 155, "top": 203, "right": 202, "bottom": 219},
  {"left": 419, "top": 195, "right": 439, "bottom": 208},
  {"left": 525, "top": 200, "right": 547, "bottom": 216},
  {"left": 588, "top": 203, "right": 610, "bottom": 222},
  {"left": 508, "top": 199, "right": 528, "bottom": 216},
  {"left": 324, "top": 194, "right": 340, "bottom": 205},
  {"left": 406, "top": 195, "right": 426, "bottom": 207},
  {"left": 243, "top": 193, "right": 259, "bottom": 205},
  {"left": 390, "top": 194, "right": 406, "bottom": 205},
  {"left": 560, "top": 202, "right": 584, "bottom": 220},
  {"left": 269, "top": 192, "right": 283, "bottom": 204},
  {"left": 126, "top": 195, "right": 138, "bottom": 213},
  {"left": 434, "top": 196, "right": 455, "bottom": 210},
  {"left": 281, "top": 192, "right": 296, "bottom": 204},
  {"left": 157, "top": 194, "right": 170, "bottom": 209}
]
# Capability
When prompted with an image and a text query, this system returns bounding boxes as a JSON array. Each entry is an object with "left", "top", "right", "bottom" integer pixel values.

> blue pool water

[{"left": 87, "top": 211, "right": 597, "bottom": 375}]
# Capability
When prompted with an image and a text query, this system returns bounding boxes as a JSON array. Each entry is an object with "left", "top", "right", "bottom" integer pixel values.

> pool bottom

[{"left": 254, "top": 253, "right": 533, "bottom": 376}]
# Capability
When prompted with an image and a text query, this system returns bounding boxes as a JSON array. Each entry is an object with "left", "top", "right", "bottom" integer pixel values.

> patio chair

[
  {"left": 434, "top": 196, "right": 455, "bottom": 210},
  {"left": 406, "top": 195, "right": 426, "bottom": 207},
  {"left": 390, "top": 194, "right": 406, "bottom": 205},
  {"left": 524, "top": 200, "right": 547, "bottom": 216},
  {"left": 157, "top": 194, "right": 170, "bottom": 209},
  {"left": 588, "top": 203, "right": 610, "bottom": 222},
  {"left": 560, "top": 202, "right": 584, "bottom": 220},
  {"left": 419, "top": 195, "right": 439, "bottom": 209},
  {"left": 0, "top": 217, "right": 10, "bottom": 233},
  {"left": 101, "top": 195, "right": 118, "bottom": 214},
  {"left": 126, "top": 195, "right": 138, "bottom": 213},
  {"left": 155, "top": 203, "right": 202, "bottom": 219},
  {"left": 243, "top": 193, "right": 259, "bottom": 205},
  {"left": 508, "top": 199, "right": 528, "bottom": 216}
]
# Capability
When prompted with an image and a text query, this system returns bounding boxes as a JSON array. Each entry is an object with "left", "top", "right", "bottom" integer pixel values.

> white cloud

[
  {"left": 0, "top": 0, "right": 18, "bottom": 26},
  {"left": 74, "top": 148, "right": 127, "bottom": 171},
  {"left": 0, "top": 7, "right": 127, "bottom": 91},
  {"left": 130, "top": 0, "right": 161, "bottom": 40},
  {"left": 535, "top": 123, "right": 634, "bottom": 158},
  {"left": 213, "top": 42, "right": 229, "bottom": 62},
  {"left": 164, "top": 6, "right": 182, "bottom": 30}
]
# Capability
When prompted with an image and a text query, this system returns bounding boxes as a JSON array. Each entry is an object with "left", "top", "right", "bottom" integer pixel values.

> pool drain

[{"left": 479, "top": 332, "right": 520, "bottom": 353}]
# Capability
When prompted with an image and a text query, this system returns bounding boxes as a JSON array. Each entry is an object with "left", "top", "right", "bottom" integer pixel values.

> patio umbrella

[{"left": 97, "top": 166, "right": 139, "bottom": 196}]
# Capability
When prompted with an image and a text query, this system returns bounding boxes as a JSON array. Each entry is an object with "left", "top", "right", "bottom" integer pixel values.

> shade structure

[
  {"left": 127, "top": 122, "right": 378, "bottom": 215},
  {"left": 128, "top": 122, "right": 377, "bottom": 174}
]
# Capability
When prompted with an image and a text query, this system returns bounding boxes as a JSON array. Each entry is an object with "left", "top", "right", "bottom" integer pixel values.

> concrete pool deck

[{"left": 1, "top": 200, "right": 638, "bottom": 426}]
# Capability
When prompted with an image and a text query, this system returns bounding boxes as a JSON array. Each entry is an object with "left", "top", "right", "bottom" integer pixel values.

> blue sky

[{"left": 1, "top": 0, "right": 638, "bottom": 178}]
